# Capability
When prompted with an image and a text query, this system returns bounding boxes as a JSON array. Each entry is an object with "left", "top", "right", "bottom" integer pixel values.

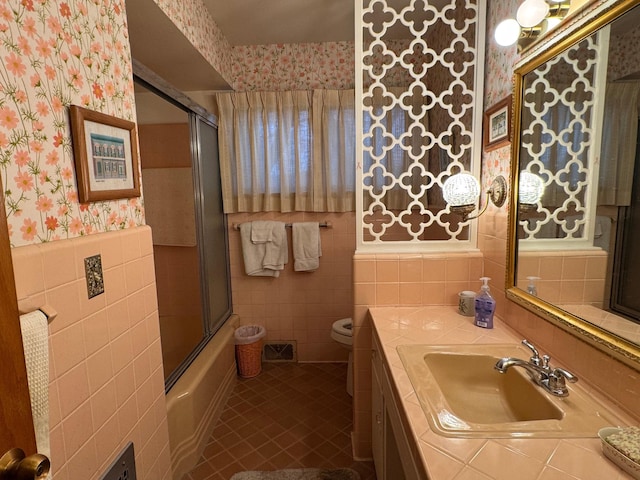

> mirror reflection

[{"left": 514, "top": 3, "right": 640, "bottom": 347}]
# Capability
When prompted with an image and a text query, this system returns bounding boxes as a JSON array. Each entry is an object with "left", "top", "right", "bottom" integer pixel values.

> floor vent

[
  {"left": 263, "top": 342, "right": 296, "bottom": 362},
  {"left": 100, "top": 442, "right": 137, "bottom": 480}
]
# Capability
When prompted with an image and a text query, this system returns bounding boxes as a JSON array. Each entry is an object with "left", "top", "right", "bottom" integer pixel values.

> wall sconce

[
  {"left": 519, "top": 171, "right": 545, "bottom": 211},
  {"left": 495, "top": 0, "right": 571, "bottom": 51},
  {"left": 443, "top": 173, "right": 507, "bottom": 221}
]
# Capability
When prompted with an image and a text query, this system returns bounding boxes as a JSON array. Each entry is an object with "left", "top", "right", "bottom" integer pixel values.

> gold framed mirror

[{"left": 507, "top": 0, "right": 640, "bottom": 370}]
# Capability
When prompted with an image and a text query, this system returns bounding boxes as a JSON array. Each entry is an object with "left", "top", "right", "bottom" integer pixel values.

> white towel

[
  {"left": 240, "top": 223, "right": 278, "bottom": 276},
  {"left": 293, "top": 222, "right": 322, "bottom": 272},
  {"left": 262, "top": 222, "right": 287, "bottom": 272},
  {"left": 250, "top": 220, "right": 275, "bottom": 243},
  {"left": 20, "top": 310, "right": 50, "bottom": 458},
  {"left": 240, "top": 222, "right": 288, "bottom": 276}
]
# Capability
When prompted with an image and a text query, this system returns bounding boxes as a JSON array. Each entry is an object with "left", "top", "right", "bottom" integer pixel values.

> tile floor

[{"left": 185, "top": 363, "right": 377, "bottom": 480}]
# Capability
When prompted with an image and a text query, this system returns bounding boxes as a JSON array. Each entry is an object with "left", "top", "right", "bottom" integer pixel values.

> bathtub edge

[{"left": 166, "top": 314, "right": 240, "bottom": 479}]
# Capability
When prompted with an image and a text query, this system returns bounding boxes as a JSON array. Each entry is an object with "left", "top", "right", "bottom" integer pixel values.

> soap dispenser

[
  {"left": 526, "top": 276, "right": 540, "bottom": 296},
  {"left": 474, "top": 277, "right": 495, "bottom": 329}
]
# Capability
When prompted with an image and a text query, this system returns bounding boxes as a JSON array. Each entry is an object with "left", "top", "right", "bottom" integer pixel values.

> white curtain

[
  {"left": 216, "top": 90, "right": 355, "bottom": 213},
  {"left": 598, "top": 82, "right": 640, "bottom": 206},
  {"left": 312, "top": 90, "right": 356, "bottom": 212}
]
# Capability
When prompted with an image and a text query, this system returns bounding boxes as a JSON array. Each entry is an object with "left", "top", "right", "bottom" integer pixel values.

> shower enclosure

[{"left": 133, "top": 67, "right": 232, "bottom": 391}]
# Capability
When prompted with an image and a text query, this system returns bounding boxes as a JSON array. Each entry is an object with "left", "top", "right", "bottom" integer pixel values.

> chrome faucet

[{"left": 494, "top": 339, "right": 578, "bottom": 397}]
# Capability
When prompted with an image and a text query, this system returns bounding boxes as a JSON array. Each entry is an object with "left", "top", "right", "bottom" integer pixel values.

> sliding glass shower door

[
  {"left": 192, "top": 115, "right": 232, "bottom": 336},
  {"left": 134, "top": 77, "right": 232, "bottom": 391}
]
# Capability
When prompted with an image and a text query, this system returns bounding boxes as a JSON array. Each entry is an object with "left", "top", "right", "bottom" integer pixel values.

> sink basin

[
  {"left": 397, "top": 344, "right": 618, "bottom": 438},
  {"left": 424, "top": 352, "right": 563, "bottom": 424}
]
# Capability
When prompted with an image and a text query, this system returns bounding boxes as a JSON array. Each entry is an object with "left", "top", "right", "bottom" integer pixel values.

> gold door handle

[{"left": 0, "top": 448, "right": 50, "bottom": 480}]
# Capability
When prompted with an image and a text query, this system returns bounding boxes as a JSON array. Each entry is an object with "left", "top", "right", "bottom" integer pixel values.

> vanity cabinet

[
  {"left": 371, "top": 337, "right": 386, "bottom": 477},
  {"left": 372, "top": 332, "right": 423, "bottom": 480}
]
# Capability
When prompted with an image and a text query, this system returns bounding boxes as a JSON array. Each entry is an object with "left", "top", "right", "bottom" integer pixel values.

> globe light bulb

[
  {"left": 443, "top": 173, "right": 480, "bottom": 207},
  {"left": 494, "top": 18, "right": 521, "bottom": 47},
  {"left": 519, "top": 171, "right": 545, "bottom": 205},
  {"left": 516, "top": 0, "right": 550, "bottom": 28}
]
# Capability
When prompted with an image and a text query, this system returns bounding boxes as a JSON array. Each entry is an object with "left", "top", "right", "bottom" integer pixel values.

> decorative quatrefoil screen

[
  {"left": 357, "top": 0, "right": 484, "bottom": 249},
  {"left": 518, "top": 31, "right": 607, "bottom": 247}
]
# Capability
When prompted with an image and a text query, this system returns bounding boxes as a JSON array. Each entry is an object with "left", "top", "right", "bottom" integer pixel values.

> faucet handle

[
  {"left": 548, "top": 367, "right": 578, "bottom": 396},
  {"left": 521, "top": 339, "right": 541, "bottom": 366},
  {"left": 552, "top": 367, "right": 578, "bottom": 383},
  {"left": 542, "top": 354, "right": 550, "bottom": 370}
]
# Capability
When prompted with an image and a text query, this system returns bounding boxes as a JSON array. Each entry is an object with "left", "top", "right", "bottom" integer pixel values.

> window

[{"left": 216, "top": 90, "right": 356, "bottom": 213}]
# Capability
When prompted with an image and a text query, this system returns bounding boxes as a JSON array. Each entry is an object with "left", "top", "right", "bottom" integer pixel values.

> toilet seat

[
  {"left": 331, "top": 318, "right": 353, "bottom": 347},
  {"left": 330, "top": 318, "right": 353, "bottom": 396}
]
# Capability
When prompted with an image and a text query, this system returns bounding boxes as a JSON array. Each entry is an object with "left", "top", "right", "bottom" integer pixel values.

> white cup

[{"left": 458, "top": 291, "right": 476, "bottom": 316}]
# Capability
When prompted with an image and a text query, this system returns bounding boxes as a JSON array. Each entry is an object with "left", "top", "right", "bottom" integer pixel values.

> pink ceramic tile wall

[
  {"left": 477, "top": 212, "right": 510, "bottom": 319},
  {"left": 351, "top": 251, "right": 483, "bottom": 457},
  {"left": 516, "top": 250, "right": 607, "bottom": 306},
  {"left": 11, "top": 226, "right": 172, "bottom": 480},
  {"left": 228, "top": 212, "right": 356, "bottom": 362}
]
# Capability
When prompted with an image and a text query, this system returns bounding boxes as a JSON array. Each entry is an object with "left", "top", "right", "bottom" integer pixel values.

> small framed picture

[
  {"left": 69, "top": 105, "right": 141, "bottom": 203},
  {"left": 483, "top": 96, "right": 512, "bottom": 152}
]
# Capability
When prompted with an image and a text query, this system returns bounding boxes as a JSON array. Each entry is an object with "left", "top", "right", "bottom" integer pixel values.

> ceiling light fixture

[{"left": 495, "top": 0, "right": 571, "bottom": 51}]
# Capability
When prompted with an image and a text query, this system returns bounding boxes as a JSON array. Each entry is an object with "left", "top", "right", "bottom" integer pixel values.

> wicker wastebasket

[{"left": 234, "top": 325, "right": 266, "bottom": 378}]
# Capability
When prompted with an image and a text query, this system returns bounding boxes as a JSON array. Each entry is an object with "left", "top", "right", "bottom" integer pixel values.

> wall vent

[
  {"left": 263, "top": 342, "right": 296, "bottom": 362},
  {"left": 100, "top": 442, "right": 137, "bottom": 480}
]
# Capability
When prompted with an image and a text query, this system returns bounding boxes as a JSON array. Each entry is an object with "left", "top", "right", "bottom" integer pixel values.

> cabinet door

[
  {"left": 0, "top": 183, "right": 37, "bottom": 454},
  {"left": 371, "top": 347, "right": 385, "bottom": 478}
]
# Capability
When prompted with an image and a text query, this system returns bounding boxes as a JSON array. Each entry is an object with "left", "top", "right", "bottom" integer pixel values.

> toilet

[{"left": 331, "top": 318, "right": 353, "bottom": 396}]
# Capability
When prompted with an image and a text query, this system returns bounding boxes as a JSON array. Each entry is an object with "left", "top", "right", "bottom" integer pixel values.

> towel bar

[
  {"left": 40, "top": 305, "right": 57, "bottom": 323},
  {"left": 232, "top": 221, "right": 332, "bottom": 231},
  {"left": 19, "top": 305, "right": 57, "bottom": 323}
]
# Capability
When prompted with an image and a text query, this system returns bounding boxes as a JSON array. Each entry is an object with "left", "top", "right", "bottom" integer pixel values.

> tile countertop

[{"left": 369, "top": 306, "right": 637, "bottom": 480}]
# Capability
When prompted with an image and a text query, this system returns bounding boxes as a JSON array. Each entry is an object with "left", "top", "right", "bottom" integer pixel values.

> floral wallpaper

[
  {"left": 1, "top": 0, "right": 142, "bottom": 247},
  {"left": 230, "top": 38, "right": 461, "bottom": 92},
  {"left": 232, "top": 42, "right": 354, "bottom": 91},
  {"left": 608, "top": 25, "right": 640, "bottom": 81},
  {"left": 484, "top": 0, "right": 520, "bottom": 107},
  {"left": 481, "top": 0, "right": 521, "bottom": 195}
]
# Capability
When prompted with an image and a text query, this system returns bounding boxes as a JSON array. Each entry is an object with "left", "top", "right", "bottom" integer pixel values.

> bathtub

[{"left": 166, "top": 314, "right": 239, "bottom": 480}]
